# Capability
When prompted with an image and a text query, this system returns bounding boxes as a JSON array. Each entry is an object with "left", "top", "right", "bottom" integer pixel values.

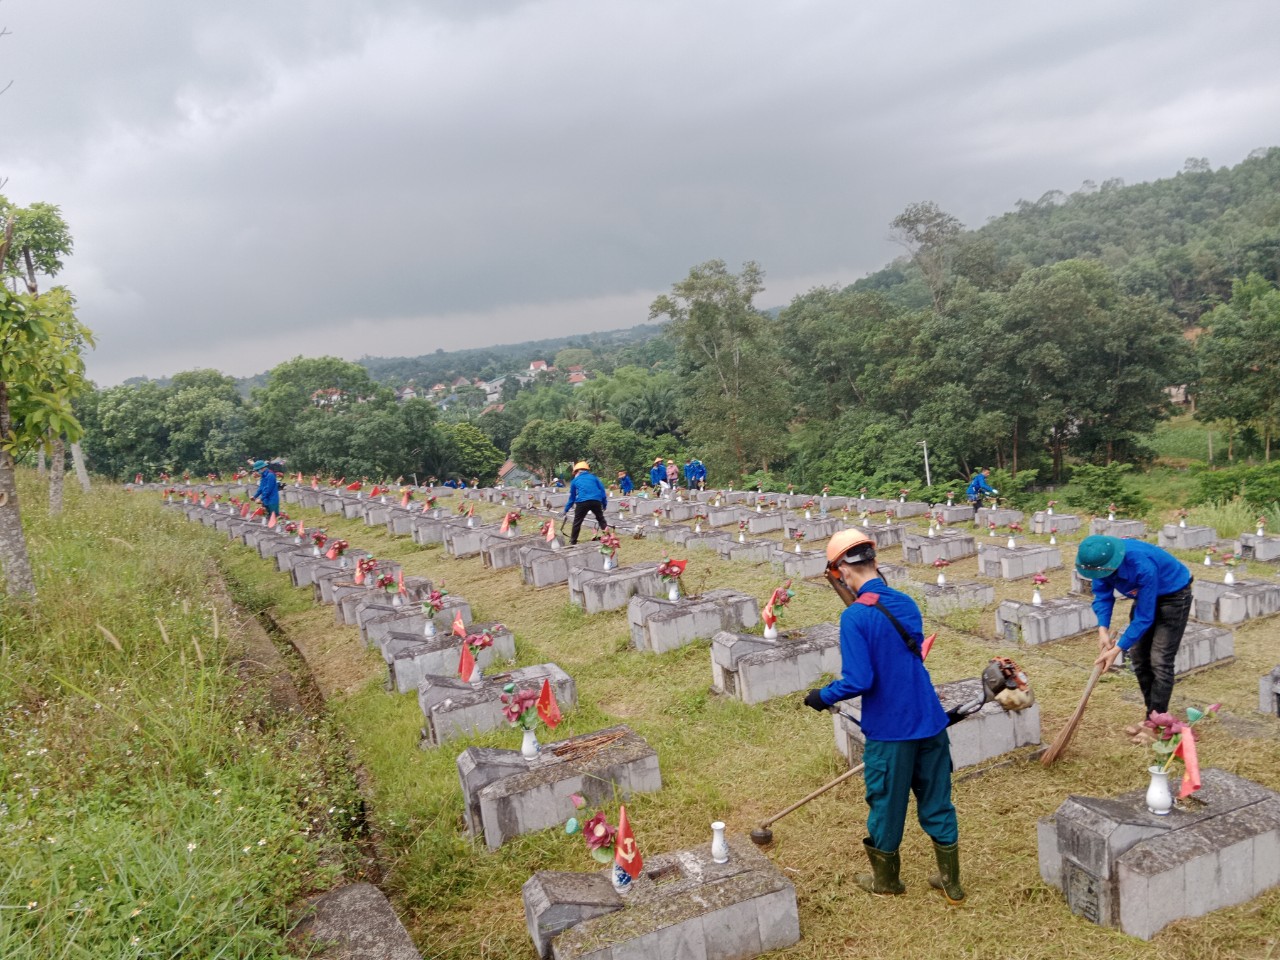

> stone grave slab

[
  {"left": 341, "top": 498, "right": 368, "bottom": 520},
  {"left": 715, "top": 538, "right": 776, "bottom": 563},
  {"left": 337, "top": 576, "right": 432, "bottom": 628},
  {"left": 1239, "top": 532, "right": 1280, "bottom": 562},
  {"left": 410, "top": 514, "right": 459, "bottom": 544},
  {"left": 1089, "top": 517, "right": 1147, "bottom": 538},
  {"left": 682, "top": 532, "right": 733, "bottom": 553},
  {"left": 418, "top": 664, "right": 576, "bottom": 748},
  {"left": 1032, "top": 511, "right": 1082, "bottom": 535},
  {"left": 521, "top": 542, "right": 608, "bottom": 588},
  {"left": 782, "top": 517, "right": 841, "bottom": 541},
  {"left": 361, "top": 596, "right": 474, "bottom": 648},
  {"left": 1038, "top": 768, "right": 1280, "bottom": 940},
  {"left": 919, "top": 580, "right": 995, "bottom": 617},
  {"left": 745, "top": 511, "right": 785, "bottom": 535},
  {"left": 314, "top": 559, "right": 393, "bottom": 606},
  {"left": 659, "top": 524, "right": 706, "bottom": 546},
  {"left": 976, "top": 507, "right": 1024, "bottom": 528},
  {"left": 769, "top": 548, "right": 827, "bottom": 579},
  {"left": 996, "top": 598, "right": 1096, "bottom": 645},
  {"left": 459, "top": 725, "right": 661, "bottom": 851},
  {"left": 705, "top": 505, "right": 746, "bottom": 527},
  {"left": 627, "top": 590, "right": 759, "bottom": 654},
  {"left": 482, "top": 531, "right": 546, "bottom": 569},
  {"left": 1192, "top": 578, "right": 1280, "bottom": 624},
  {"left": 383, "top": 622, "right": 515, "bottom": 693},
  {"left": 259, "top": 538, "right": 314, "bottom": 567},
  {"left": 386, "top": 508, "right": 421, "bottom": 536},
  {"left": 1158, "top": 523, "right": 1217, "bottom": 551},
  {"left": 1259, "top": 666, "right": 1280, "bottom": 717},
  {"left": 446, "top": 522, "right": 500, "bottom": 559},
  {"left": 891, "top": 500, "right": 931, "bottom": 518},
  {"left": 977, "top": 543, "right": 1062, "bottom": 580},
  {"left": 361, "top": 501, "right": 396, "bottom": 526},
  {"left": 711, "top": 623, "right": 840, "bottom": 704},
  {"left": 1172, "top": 622, "right": 1233, "bottom": 675},
  {"left": 854, "top": 521, "right": 908, "bottom": 548},
  {"left": 934, "top": 504, "right": 973, "bottom": 524},
  {"left": 569, "top": 563, "right": 664, "bottom": 614},
  {"left": 523, "top": 834, "right": 800, "bottom": 960},
  {"left": 834, "top": 677, "right": 1040, "bottom": 770},
  {"left": 902, "top": 531, "right": 977, "bottom": 565}
]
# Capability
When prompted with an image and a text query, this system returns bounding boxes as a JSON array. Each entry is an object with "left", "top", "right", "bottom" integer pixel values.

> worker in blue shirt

[
  {"left": 1083, "top": 536, "right": 1193, "bottom": 740},
  {"left": 964, "top": 468, "right": 997, "bottom": 518},
  {"left": 563, "top": 461, "right": 609, "bottom": 545},
  {"left": 804, "top": 529, "right": 963, "bottom": 904},
  {"left": 249, "top": 459, "right": 280, "bottom": 517},
  {"left": 617, "top": 469, "right": 634, "bottom": 495},
  {"left": 691, "top": 458, "right": 707, "bottom": 489},
  {"left": 648, "top": 457, "right": 666, "bottom": 493}
]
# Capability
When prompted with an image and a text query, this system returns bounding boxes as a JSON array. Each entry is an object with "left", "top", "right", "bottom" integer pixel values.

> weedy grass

[
  {"left": 0, "top": 472, "right": 362, "bottom": 959},
  {"left": 220, "top": 492, "right": 1280, "bottom": 959}
]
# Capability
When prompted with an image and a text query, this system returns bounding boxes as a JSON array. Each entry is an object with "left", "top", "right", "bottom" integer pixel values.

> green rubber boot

[
  {"left": 855, "top": 839, "right": 906, "bottom": 896},
  {"left": 928, "top": 841, "right": 965, "bottom": 903}
]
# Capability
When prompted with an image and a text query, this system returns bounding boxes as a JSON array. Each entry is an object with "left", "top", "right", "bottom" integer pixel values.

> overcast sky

[{"left": 2, "top": 1, "right": 1277, "bottom": 385}]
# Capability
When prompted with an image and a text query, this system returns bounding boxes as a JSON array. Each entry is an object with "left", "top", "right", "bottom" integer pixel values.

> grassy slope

[
  {"left": 218, "top": 493, "right": 1280, "bottom": 960},
  {"left": 0, "top": 474, "right": 362, "bottom": 959}
]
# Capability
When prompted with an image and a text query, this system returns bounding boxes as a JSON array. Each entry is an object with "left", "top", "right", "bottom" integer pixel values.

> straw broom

[{"left": 1040, "top": 663, "right": 1106, "bottom": 766}]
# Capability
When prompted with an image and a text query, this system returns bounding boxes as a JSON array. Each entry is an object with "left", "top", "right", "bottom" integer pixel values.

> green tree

[
  {"left": 251, "top": 356, "right": 381, "bottom": 456},
  {"left": 0, "top": 283, "right": 94, "bottom": 596},
  {"left": 890, "top": 201, "right": 963, "bottom": 311},
  {"left": 650, "top": 260, "right": 789, "bottom": 475},
  {"left": 450, "top": 421, "right": 505, "bottom": 483}
]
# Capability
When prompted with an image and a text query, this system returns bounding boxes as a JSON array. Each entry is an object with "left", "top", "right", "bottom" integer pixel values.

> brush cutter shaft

[{"left": 760, "top": 763, "right": 866, "bottom": 830}]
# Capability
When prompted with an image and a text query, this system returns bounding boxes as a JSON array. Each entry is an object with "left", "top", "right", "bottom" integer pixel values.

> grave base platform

[
  {"left": 418, "top": 664, "right": 576, "bottom": 748},
  {"left": 711, "top": 623, "right": 840, "bottom": 704},
  {"left": 523, "top": 834, "right": 799, "bottom": 960},
  {"left": 628, "top": 590, "right": 759, "bottom": 654},
  {"left": 996, "top": 597, "right": 1096, "bottom": 645}
]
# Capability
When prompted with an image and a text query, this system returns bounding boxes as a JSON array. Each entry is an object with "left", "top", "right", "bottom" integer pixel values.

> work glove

[
  {"left": 803, "top": 689, "right": 827, "bottom": 712},
  {"left": 992, "top": 488, "right": 999, "bottom": 495},
  {"left": 945, "top": 698, "right": 983, "bottom": 726}
]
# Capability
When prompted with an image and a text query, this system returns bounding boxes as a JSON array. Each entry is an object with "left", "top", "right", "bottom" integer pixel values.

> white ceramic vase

[
  {"left": 711, "top": 821, "right": 729, "bottom": 864},
  {"left": 763, "top": 624, "right": 778, "bottom": 640},
  {"left": 667, "top": 583, "right": 679, "bottom": 602},
  {"left": 521, "top": 727, "right": 540, "bottom": 761},
  {"left": 1146, "top": 765, "right": 1173, "bottom": 816},
  {"left": 1032, "top": 588, "right": 1042, "bottom": 606}
]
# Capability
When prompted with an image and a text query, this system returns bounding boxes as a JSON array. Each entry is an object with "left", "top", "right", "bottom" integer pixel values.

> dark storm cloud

[{"left": 1, "top": 0, "right": 1277, "bottom": 384}]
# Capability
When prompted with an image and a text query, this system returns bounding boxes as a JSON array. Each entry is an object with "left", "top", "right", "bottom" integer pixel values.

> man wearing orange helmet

[
  {"left": 803, "top": 529, "right": 963, "bottom": 903},
  {"left": 563, "top": 461, "right": 608, "bottom": 545}
]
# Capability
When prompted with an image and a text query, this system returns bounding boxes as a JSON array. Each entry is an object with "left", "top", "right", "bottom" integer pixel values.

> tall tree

[
  {"left": 651, "top": 260, "right": 789, "bottom": 476},
  {"left": 890, "top": 201, "right": 963, "bottom": 311}
]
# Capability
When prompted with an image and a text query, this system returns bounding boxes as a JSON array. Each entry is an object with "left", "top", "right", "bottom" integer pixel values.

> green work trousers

[{"left": 863, "top": 728, "right": 957, "bottom": 852}]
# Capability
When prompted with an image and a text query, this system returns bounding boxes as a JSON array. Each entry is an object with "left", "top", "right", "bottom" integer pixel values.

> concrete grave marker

[
  {"left": 418, "top": 664, "right": 576, "bottom": 748},
  {"left": 711, "top": 623, "right": 841, "bottom": 704},
  {"left": 628, "top": 590, "right": 760, "bottom": 654}
]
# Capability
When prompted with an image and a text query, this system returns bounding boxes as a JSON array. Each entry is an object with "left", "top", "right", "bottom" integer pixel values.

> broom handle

[
  {"left": 1041, "top": 662, "right": 1106, "bottom": 766},
  {"left": 761, "top": 763, "right": 866, "bottom": 829}
]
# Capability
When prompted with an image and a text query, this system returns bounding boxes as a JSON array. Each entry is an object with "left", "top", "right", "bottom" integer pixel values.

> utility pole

[{"left": 917, "top": 440, "right": 931, "bottom": 488}]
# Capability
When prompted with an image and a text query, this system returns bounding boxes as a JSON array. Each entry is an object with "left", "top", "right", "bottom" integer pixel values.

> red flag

[
  {"left": 203, "top": 494, "right": 213, "bottom": 507},
  {"left": 267, "top": 512, "right": 278, "bottom": 529},
  {"left": 370, "top": 485, "right": 382, "bottom": 498},
  {"left": 921, "top": 633, "right": 936, "bottom": 660},
  {"left": 614, "top": 805, "right": 642, "bottom": 879},
  {"left": 311, "top": 476, "right": 319, "bottom": 491},
  {"left": 1175, "top": 728, "right": 1201, "bottom": 799},
  {"left": 401, "top": 489, "right": 411, "bottom": 507},
  {"left": 543, "top": 520, "right": 556, "bottom": 542},
  {"left": 354, "top": 567, "right": 365, "bottom": 585},
  {"left": 458, "top": 642, "right": 475, "bottom": 683},
  {"left": 397, "top": 570, "right": 406, "bottom": 595},
  {"left": 500, "top": 514, "right": 510, "bottom": 534},
  {"left": 298, "top": 520, "right": 306, "bottom": 538},
  {"left": 452, "top": 610, "right": 467, "bottom": 637},
  {"left": 346, "top": 481, "right": 362, "bottom": 491},
  {"left": 296, "top": 471, "right": 303, "bottom": 483},
  {"left": 537, "top": 678, "right": 562, "bottom": 730},
  {"left": 240, "top": 502, "right": 251, "bottom": 517},
  {"left": 325, "top": 545, "right": 338, "bottom": 560}
]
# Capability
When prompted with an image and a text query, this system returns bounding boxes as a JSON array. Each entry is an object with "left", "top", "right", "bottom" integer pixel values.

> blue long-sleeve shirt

[
  {"left": 619, "top": 475, "right": 634, "bottom": 494},
  {"left": 818, "top": 578, "right": 948, "bottom": 741},
  {"left": 564, "top": 472, "right": 608, "bottom": 513},
  {"left": 253, "top": 469, "right": 280, "bottom": 511},
  {"left": 965, "top": 473, "right": 995, "bottom": 501},
  {"left": 1088, "top": 540, "right": 1193, "bottom": 651},
  {"left": 649, "top": 464, "right": 665, "bottom": 486}
]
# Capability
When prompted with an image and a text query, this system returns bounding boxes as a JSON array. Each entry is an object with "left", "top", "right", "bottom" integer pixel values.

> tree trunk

[
  {"left": 36, "top": 446, "right": 46, "bottom": 478},
  {"left": 1012, "top": 419, "right": 1019, "bottom": 477},
  {"left": 49, "top": 436, "right": 66, "bottom": 515},
  {"left": 0, "top": 384, "right": 37, "bottom": 598},
  {"left": 71, "top": 442, "right": 91, "bottom": 492}
]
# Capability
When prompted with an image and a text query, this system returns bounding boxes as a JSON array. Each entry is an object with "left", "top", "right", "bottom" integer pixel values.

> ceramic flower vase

[
  {"left": 313, "top": 545, "right": 321, "bottom": 556},
  {"left": 611, "top": 862, "right": 632, "bottom": 894},
  {"left": 392, "top": 593, "right": 403, "bottom": 607},
  {"left": 936, "top": 572, "right": 946, "bottom": 586},
  {"left": 339, "top": 556, "right": 348, "bottom": 569},
  {"left": 1108, "top": 512, "right": 1116, "bottom": 521},
  {"left": 603, "top": 556, "right": 615, "bottom": 571},
  {"left": 1032, "top": 588, "right": 1043, "bottom": 606},
  {"left": 1047, "top": 507, "right": 1054, "bottom": 515},
  {"left": 466, "top": 516, "right": 474, "bottom": 528},
  {"left": 1258, "top": 526, "right": 1266, "bottom": 537},
  {"left": 928, "top": 526, "right": 936, "bottom": 538},
  {"left": 1204, "top": 554, "right": 1212, "bottom": 566},
  {"left": 521, "top": 727, "right": 540, "bottom": 761},
  {"left": 506, "top": 526, "right": 516, "bottom": 538},
  {"left": 711, "top": 821, "right": 729, "bottom": 864},
  {"left": 1146, "top": 765, "right": 1173, "bottom": 816},
  {"left": 1006, "top": 536, "right": 1016, "bottom": 548},
  {"left": 1224, "top": 569, "right": 1235, "bottom": 585},
  {"left": 756, "top": 504, "right": 762, "bottom": 513},
  {"left": 423, "top": 619, "right": 436, "bottom": 638},
  {"left": 763, "top": 623, "right": 778, "bottom": 640},
  {"left": 1179, "top": 518, "right": 1186, "bottom": 528},
  {"left": 738, "top": 532, "right": 745, "bottom": 543},
  {"left": 380, "top": 495, "right": 387, "bottom": 504},
  {"left": 294, "top": 535, "right": 302, "bottom": 545},
  {"left": 695, "top": 522, "right": 702, "bottom": 533},
  {"left": 1049, "top": 535, "right": 1057, "bottom": 545},
  {"left": 667, "top": 583, "right": 680, "bottom": 602},
  {"left": 899, "top": 496, "right": 906, "bottom": 503},
  {"left": 988, "top": 528, "right": 995, "bottom": 537},
  {"left": 653, "top": 517, "right": 660, "bottom": 527},
  {"left": 804, "top": 510, "right": 812, "bottom": 520}
]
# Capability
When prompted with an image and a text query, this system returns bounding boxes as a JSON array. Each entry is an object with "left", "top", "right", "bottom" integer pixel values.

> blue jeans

[
  {"left": 863, "top": 729, "right": 957, "bottom": 852},
  {"left": 1126, "top": 582, "right": 1192, "bottom": 715}
]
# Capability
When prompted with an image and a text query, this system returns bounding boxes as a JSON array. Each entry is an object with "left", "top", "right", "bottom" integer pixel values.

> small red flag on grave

[
  {"left": 500, "top": 514, "right": 510, "bottom": 534},
  {"left": 397, "top": 570, "right": 406, "bottom": 595},
  {"left": 1175, "top": 727, "right": 1201, "bottom": 799},
  {"left": 346, "top": 481, "right": 362, "bottom": 491},
  {"left": 325, "top": 545, "right": 338, "bottom": 560},
  {"left": 401, "top": 489, "right": 411, "bottom": 507},
  {"left": 537, "top": 678, "right": 562, "bottom": 730},
  {"left": 370, "top": 485, "right": 381, "bottom": 498},
  {"left": 921, "top": 633, "right": 936, "bottom": 660},
  {"left": 458, "top": 642, "right": 475, "bottom": 683},
  {"left": 452, "top": 610, "right": 466, "bottom": 637},
  {"left": 240, "top": 502, "right": 251, "bottom": 517},
  {"left": 614, "top": 805, "right": 642, "bottom": 879},
  {"left": 203, "top": 494, "right": 213, "bottom": 507},
  {"left": 312, "top": 476, "right": 319, "bottom": 490},
  {"left": 267, "top": 512, "right": 278, "bottom": 529},
  {"left": 298, "top": 520, "right": 305, "bottom": 538},
  {"left": 296, "top": 471, "right": 303, "bottom": 483},
  {"left": 354, "top": 566, "right": 365, "bottom": 585},
  {"left": 544, "top": 520, "right": 556, "bottom": 542}
]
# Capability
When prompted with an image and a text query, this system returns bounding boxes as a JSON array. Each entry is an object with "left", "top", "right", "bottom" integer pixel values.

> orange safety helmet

[
  {"left": 825, "top": 529, "right": 877, "bottom": 567},
  {"left": 573, "top": 461, "right": 590, "bottom": 473}
]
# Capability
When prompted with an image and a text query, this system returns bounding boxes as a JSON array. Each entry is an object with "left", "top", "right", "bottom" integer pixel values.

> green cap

[{"left": 1075, "top": 535, "right": 1126, "bottom": 579}]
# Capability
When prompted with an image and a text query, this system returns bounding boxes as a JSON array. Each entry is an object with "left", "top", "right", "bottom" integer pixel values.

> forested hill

[{"left": 854, "top": 149, "right": 1280, "bottom": 324}]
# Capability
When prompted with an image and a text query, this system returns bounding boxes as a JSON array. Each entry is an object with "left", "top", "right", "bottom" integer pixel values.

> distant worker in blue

[
  {"left": 1083, "top": 536, "right": 1193, "bottom": 742},
  {"left": 563, "top": 461, "right": 609, "bottom": 545},
  {"left": 690, "top": 457, "right": 707, "bottom": 489},
  {"left": 249, "top": 459, "right": 280, "bottom": 517},
  {"left": 964, "top": 468, "right": 997, "bottom": 518},
  {"left": 617, "top": 469, "right": 634, "bottom": 495},
  {"left": 683, "top": 458, "right": 695, "bottom": 489},
  {"left": 649, "top": 457, "right": 666, "bottom": 493}
]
